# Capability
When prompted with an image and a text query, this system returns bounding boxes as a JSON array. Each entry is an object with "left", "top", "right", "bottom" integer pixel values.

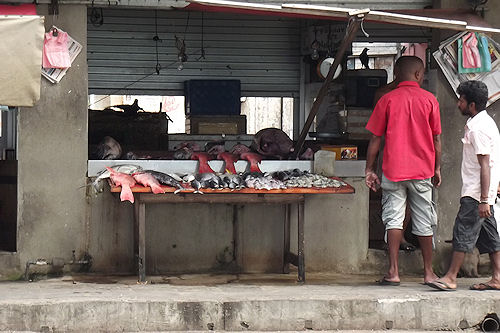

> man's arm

[
  {"left": 433, "top": 134, "right": 442, "bottom": 187},
  {"left": 477, "top": 154, "right": 491, "bottom": 218},
  {"left": 365, "top": 134, "right": 382, "bottom": 192}
]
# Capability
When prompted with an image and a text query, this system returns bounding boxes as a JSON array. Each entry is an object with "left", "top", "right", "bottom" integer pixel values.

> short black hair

[{"left": 457, "top": 80, "right": 488, "bottom": 111}]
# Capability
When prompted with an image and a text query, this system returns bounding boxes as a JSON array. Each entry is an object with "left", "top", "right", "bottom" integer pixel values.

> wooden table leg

[
  {"left": 283, "top": 204, "right": 291, "bottom": 274},
  {"left": 133, "top": 199, "right": 139, "bottom": 275},
  {"left": 297, "top": 200, "right": 305, "bottom": 283},
  {"left": 137, "top": 198, "right": 146, "bottom": 283}
]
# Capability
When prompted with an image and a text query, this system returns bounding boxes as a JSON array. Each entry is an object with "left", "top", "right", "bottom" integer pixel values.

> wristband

[{"left": 480, "top": 201, "right": 489, "bottom": 205}]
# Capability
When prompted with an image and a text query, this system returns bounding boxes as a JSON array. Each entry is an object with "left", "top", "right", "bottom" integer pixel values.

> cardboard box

[{"left": 319, "top": 145, "right": 358, "bottom": 160}]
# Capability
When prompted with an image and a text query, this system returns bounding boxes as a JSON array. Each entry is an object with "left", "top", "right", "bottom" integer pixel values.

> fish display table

[{"left": 110, "top": 179, "right": 354, "bottom": 283}]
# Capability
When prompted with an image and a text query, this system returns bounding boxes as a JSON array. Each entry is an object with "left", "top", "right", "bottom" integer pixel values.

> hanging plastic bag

[
  {"left": 458, "top": 32, "right": 491, "bottom": 73},
  {"left": 42, "top": 27, "right": 71, "bottom": 69}
]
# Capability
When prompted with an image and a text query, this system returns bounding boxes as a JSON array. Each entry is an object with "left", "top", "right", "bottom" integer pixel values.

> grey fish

[
  {"left": 140, "top": 170, "right": 184, "bottom": 194},
  {"left": 95, "top": 136, "right": 122, "bottom": 160},
  {"left": 191, "top": 173, "right": 223, "bottom": 193},
  {"left": 173, "top": 147, "right": 193, "bottom": 160},
  {"left": 272, "top": 169, "right": 308, "bottom": 181},
  {"left": 222, "top": 173, "right": 245, "bottom": 190}
]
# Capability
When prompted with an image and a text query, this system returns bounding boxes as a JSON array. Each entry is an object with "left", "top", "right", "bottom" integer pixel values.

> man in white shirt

[{"left": 428, "top": 80, "right": 500, "bottom": 291}]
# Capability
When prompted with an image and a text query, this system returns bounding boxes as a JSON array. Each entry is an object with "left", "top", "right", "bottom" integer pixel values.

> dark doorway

[{"left": 0, "top": 107, "right": 17, "bottom": 252}]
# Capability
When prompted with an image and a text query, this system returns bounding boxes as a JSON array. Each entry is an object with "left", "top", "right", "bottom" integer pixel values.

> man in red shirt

[{"left": 365, "top": 56, "right": 442, "bottom": 285}]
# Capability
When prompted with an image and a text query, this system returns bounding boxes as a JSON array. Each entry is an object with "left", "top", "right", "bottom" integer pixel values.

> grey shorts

[
  {"left": 381, "top": 174, "right": 437, "bottom": 237},
  {"left": 453, "top": 196, "right": 500, "bottom": 254}
]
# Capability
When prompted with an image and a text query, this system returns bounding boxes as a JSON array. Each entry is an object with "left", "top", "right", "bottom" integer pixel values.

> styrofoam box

[{"left": 87, "top": 160, "right": 313, "bottom": 177}]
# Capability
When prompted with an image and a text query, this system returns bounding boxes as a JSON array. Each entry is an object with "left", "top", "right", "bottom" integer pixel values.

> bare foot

[
  {"left": 431, "top": 277, "right": 457, "bottom": 290},
  {"left": 424, "top": 273, "right": 440, "bottom": 284},
  {"left": 382, "top": 274, "right": 400, "bottom": 283},
  {"left": 470, "top": 280, "right": 500, "bottom": 290}
]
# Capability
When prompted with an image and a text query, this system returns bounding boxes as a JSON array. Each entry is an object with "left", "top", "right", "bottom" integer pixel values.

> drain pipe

[{"left": 481, "top": 313, "right": 500, "bottom": 332}]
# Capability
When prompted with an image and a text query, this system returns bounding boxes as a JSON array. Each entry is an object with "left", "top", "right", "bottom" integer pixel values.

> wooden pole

[{"left": 293, "top": 16, "right": 362, "bottom": 158}]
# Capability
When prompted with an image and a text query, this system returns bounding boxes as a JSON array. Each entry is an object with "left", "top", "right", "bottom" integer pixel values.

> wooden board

[{"left": 109, "top": 177, "right": 355, "bottom": 195}]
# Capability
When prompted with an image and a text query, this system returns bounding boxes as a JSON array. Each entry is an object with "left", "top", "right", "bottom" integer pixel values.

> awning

[
  {"left": 187, "top": 0, "right": 500, "bottom": 34},
  {"left": 0, "top": 15, "right": 44, "bottom": 107}
]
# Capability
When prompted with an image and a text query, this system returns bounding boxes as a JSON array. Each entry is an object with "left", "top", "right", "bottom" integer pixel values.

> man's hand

[
  {"left": 479, "top": 203, "right": 491, "bottom": 218},
  {"left": 432, "top": 169, "right": 442, "bottom": 187},
  {"left": 365, "top": 171, "right": 380, "bottom": 192}
]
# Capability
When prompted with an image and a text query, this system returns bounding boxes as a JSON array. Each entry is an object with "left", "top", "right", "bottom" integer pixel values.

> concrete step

[{"left": 0, "top": 274, "right": 498, "bottom": 332}]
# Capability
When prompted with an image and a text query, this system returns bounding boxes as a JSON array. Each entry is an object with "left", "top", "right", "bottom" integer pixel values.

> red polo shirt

[{"left": 366, "top": 81, "right": 441, "bottom": 182}]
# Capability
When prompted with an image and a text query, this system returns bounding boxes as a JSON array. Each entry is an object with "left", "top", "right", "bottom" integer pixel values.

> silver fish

[
  {"left": 91, "top": 164, "right": 143, "bottom": 193},
  {"left": 140, "top": 170, "right": 184, "bottom": 194}
]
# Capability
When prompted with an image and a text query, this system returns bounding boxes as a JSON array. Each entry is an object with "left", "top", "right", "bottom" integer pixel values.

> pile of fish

[
  {"left": 91, "top": 165, "right": 347, "bottom": 203},
  {"left": 283, "top": 173, "right": 347, "bottom": 188}
]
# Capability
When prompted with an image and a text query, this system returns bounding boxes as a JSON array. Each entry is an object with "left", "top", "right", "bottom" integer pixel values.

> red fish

[
  {"left": 217, "top": 152, "right": 238, "bottom": 174},
  {"left": 191, "top": 152, "right": 215, "bottom": 173},
  {"left": 132, "top": 172, "right": 165, "bottom": 194},
  {"left": 240, "top": 152, "right": 263, "bottom": 173},
  {"left": 106, "top": 167, "right": 136, "bottom": 203}
]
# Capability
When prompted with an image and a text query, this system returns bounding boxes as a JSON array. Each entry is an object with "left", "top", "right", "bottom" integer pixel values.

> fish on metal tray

[{"left": 91, "top": 164, "right": 143, "bottom": 193}]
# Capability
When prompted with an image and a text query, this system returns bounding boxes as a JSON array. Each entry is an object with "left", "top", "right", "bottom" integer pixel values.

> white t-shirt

[{"left": 461, "top": 110, "right": 500, "bottom": 205}]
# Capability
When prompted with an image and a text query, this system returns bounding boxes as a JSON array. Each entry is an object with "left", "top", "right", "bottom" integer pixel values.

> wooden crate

[{"left": 186, "top": 115, "right": 246, "bottom": 135}]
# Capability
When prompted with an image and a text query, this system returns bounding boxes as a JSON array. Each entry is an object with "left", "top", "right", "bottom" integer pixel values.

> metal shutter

[{"left": 87, "top": 8, "right": 301, "bottom": 97}]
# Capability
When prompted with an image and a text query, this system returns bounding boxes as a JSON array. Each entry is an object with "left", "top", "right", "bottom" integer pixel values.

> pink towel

[
  {"left": 462, "top": 32, "right": 481, "bottom": 69},
  {"left": 42, "top": 29, "right": 71, "bottom": 69}
]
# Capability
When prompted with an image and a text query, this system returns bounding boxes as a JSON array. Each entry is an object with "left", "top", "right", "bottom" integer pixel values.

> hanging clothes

[
  {"left": 42, "top": 27, "right": 71, "bottom": 69},
  {"left": 458, "top": 32, "right": 491, "bottom": 74},
  {"left": 462, "top": 32, "right": 481, "bottom": 69}
]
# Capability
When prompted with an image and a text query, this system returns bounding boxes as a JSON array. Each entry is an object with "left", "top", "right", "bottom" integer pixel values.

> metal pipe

[{"left": 481, "top": 314, "right": 500, "bottom": 332}]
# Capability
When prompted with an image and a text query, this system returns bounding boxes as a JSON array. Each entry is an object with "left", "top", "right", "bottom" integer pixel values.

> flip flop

[
  {"left": 470, "top": 282, "right": 500, "bottom": 291},
  {"left": 377, "top": 278, "right": 400, "bottom": 286},
  {"left": 427, "top": 280, "right": 456, "bottom": 291}
]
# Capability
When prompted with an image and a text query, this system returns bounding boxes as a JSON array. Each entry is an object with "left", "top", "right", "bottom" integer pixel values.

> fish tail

[
  {"left": 151, "top": 184, "right": 165, "bottom": 194},
  {"left": 105, "top": 166, "right": 116, "bottom": 174},
  {"left": 120, "top": 185, "right": 135, "bottom": 203}
]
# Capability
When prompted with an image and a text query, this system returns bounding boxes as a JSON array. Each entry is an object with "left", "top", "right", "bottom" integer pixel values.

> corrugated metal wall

[
  {"left": 87, "top": 9, "right": 302, "bottom": 96},
  {"left": 87, "top": 7, "right": 433, "bottom": 97}
]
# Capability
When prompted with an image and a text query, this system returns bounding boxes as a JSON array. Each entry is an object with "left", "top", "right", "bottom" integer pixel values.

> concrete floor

[{"left": 0, "top": 272, "right": 498, "bottom": 332}]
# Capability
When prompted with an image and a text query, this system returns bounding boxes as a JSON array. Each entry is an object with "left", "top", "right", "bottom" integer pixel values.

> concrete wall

[
  {"left": 14, "top": 5, "right": 88, "bottom": 273},
  {"left": 302, "top": 178, "right": 368, "bottom": 272},
  {"left": 432, "top": 0, "right": 500, "bottom": 273}
]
